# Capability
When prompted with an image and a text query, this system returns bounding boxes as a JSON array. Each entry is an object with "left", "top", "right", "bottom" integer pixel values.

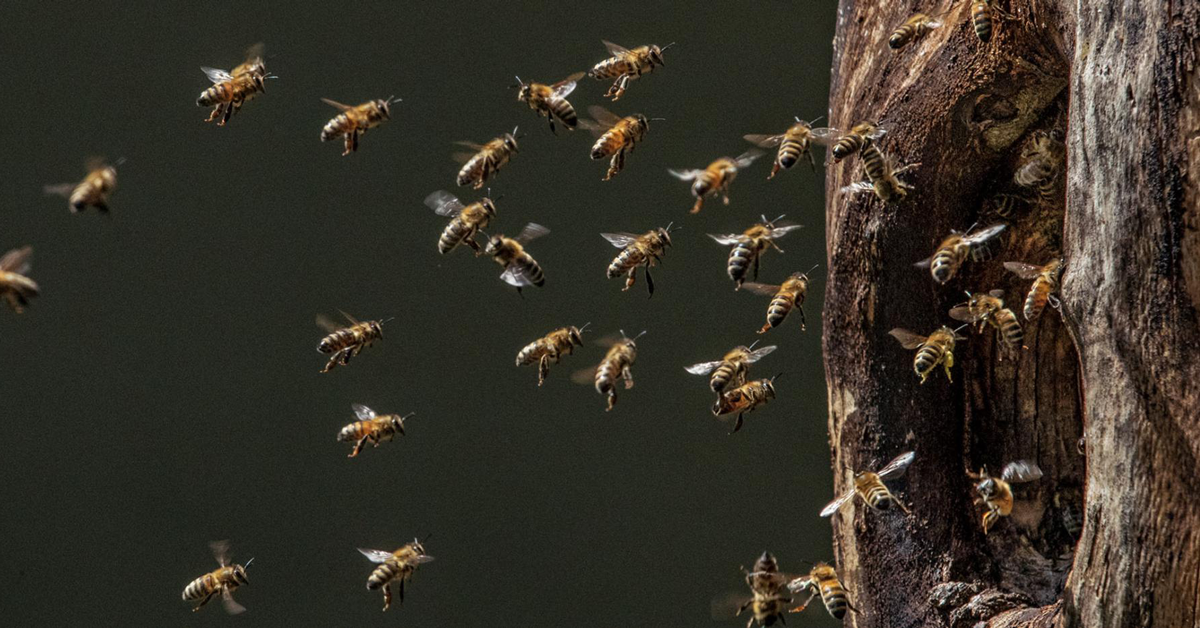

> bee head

[
  {"left": 569, "top": 322, "right": 591, "bottom": 347},
  {"left": 484, "top": 233, "right": 504, "bottom": 254},
  {"left": 233, "top": 560, "right": 252, "bottom": 585},
  {"left": 513, "top": 77, "right": 532, "bottom": 102},
  {"left": 392, "top": 412, "right": 413, "bottom": 434},
  {"left": 976, "top": 477, "right": 997, "bottom": 497},
  {"left": 411, "top": 537, "right": 427, "bottom": 556},
  {"left": 503, "top": 128, "right": 520, "bottom": 152},
  {"left": 658, "top": 222, "right": 678, "bottom": 247},
  {"left": 378, "top": 95, "right": 401, "bottom": 119},
  {"left": 480, "top": 197, "right": 498, "bottom": 217},
  {"left": 764, "top": 373, "right": 782, "bottom": 397},
  {"left": 755, "top": 551, "right": 777, "bottom": 570},
  {"left": 371, "top": 320, "right": 386, "bottom": 338},
  {"left": 651, "top": 42, "right": 675, "bottom": 66}
]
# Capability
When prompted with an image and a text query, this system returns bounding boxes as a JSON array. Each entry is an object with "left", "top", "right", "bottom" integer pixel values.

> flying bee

[
  {"left": 670, "top": 149, "right": 764, "bottom": 214},
  {"left": 742, "top": 266, "right": 818, "bottom": 333},
  {"left": 358, "top": 538, "right": 435, "bottom": 611},
  {"left": 320, "top": 96, "right": 401, "bottom": 156},
  {"left": 915, "top": 223, "right": 1007, "bottom": 284},
  {"left": 337, "top": 403, "right": 414, "bottom": 458},
  {"left": 970, "top": 0, "right": 1015, "bottom": 43},
  {"left": 516, "top": 322, "right": 590, "bottom": 386},
  {"left": 581, "top": 106, "right": 655, "bottom": 180},
  {"left": 588, "top": 40, "right": 674, "bottom": 101},
  {"left": 424, "top": 190, "right": 498, "bottom": 255},
  {"left": 572, "top": 330, "right": 645, "bottom": 411},
  {"left": 889, "top": 13, "right": 943, "bottom": 49},
  {"left": 195, "top": 43, "right": 273, "bottom": 125},
  {"left": 1014, "top": 130, "right": 1065, "bottom": 199},
  {"left": 182, "top": 541, "right": 252, "bottom": 614},
  {"left": 829, "top": 121, "right": 886, "bottom": 162},
  {"left": 787, "top": 563, "right": 856, "bottom": 620},
  {"left": 454, "top": 128, "right": 520, "bottom": 189},
  {"left": 1003, "top": 258, "right": 1064, "bottom": 320},
  {"left": 601, "top": 223, "right": 676, "bottom": 296},
  {"left": 820, "top": 451, "right": 916, "bottom": 518},
  {"left": 0, "top": 246, "right": 38, "bottom": 314},
  {"left": 484, "top": 222, "right": 550, "bottom": 293},
  {"left": 969, "top": 460, "right": 1044, "bottom": 534},
  {"left": 713, "top": 375, "right": 779, "bottom": 434},
  {"left": 514, "top": 72, "right": 584, "bottom": 134},
  {"left": 949, "top": 290, "right": 1024, "bottom": 350},
  {"left": 316, "top": 311, "right": 389, "bottom": 373},
  {"left": 840, "top": 140, "right": 917, "bottom": 203},
  {"left": 685, "top": 342, "right": 778, "bottom": 395},
  {"left": 987, "top": 192, "right": 1029, "bottom": 219},
  {"left": 711, "top": 552, "right": 794, "bottom": 628},
  {"left": 889, "top": 325, "right": 966, "bottom": 383},
  {"left": 44, "top": 157, "right": 120, "bottom": 213},
  {"left": 743, "top": 117, "right": 836, "bottom": 179},
  {"left": 709, "top": 215, "right": 802, "bottom": 289}
]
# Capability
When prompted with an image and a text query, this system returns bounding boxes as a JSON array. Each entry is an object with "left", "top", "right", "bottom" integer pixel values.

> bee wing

[
  {"left": 320, "top": 97, "right": 353, "bottom": 111},
  {"left": 734, "top": 149, "right": 766, "bottom": 168},
  {"left": 209, "top": 540, "right": 231, "bottom": 567},
  {"left": 358, "top": 548, "right": 395, "bottom": 564},
  {"left": 889, "top": 328, "right": 928, "bottom": 349},
  {"left": 500, "top": 266, "right": 538, "bottom": 287},
  {"left": 338, "top": 310, "right": 361, "bottom": 325},
  {"left": 913, "top": 255, "right": 934, "bottom": 269},
  {"left": 876, "top": 451, "right": 916, "bottom": 480},
  {"left": 243, "top": 42, "right": 266, "bottom": 62},
  {"left": 587, "top": 105, "right": 623, "bottom": 128},
  {"left": 424, "top": 190, "right": 465, "bottom": 217},
  {"left": 451, "top": 151, "right": 480, "bottom": 165},
  {"left": 819, "top": 489, "right": 857, "bottom": 517},
  {"left": 744, "top": 345, "right": 778, "bottom": 363},
  {"left": 600, "top": 232, "right": 640, "bottom": 249},
  {"left": 0, "top": 246, "right": 33, "bottom": 275},
  {"left": 988, "top": 289, "right": 1007, "bottom": 298},
  {"left": 570, "top": 365, "right": 599, "bottom": 385},
  {"left": 684, "top": 360, "right": 723, "bottom": 376},
  {"left": 411, "top": 554, "right": 436, "bottom": 564},
  {"left": 316, "top": 314, "right": 343, "bottom": 333},
  {"left": 601, "top": 39, "right": 632, "bottom": 56},
  {"left": 516, "top": 222, "right": 550, "bottom": 245},
  {"left": 708, "top": 233, "right": 744, "bottom": 246},
  {"left": 1003, "top": 261, "right": 1044, "bottom": 279},
  {"left": 710, "top": 592, "right": 754, "bottom": 621},
  {"left": 668, "top": 168, "right": 703, "bottom": 181},
  {"left": 740, "top": 282, "right": 782, "bottom": 296},
  {"left": 351, "top": 403, "right": 377, "bottom": 421},
  {"left": 220, "top": 589, "right": 246, "bottom": 615},
  {"left": 948, "top": 305, "right": 976, "bottom": 322},
  {"left": 840, "top": 180, "right": 874, "bottom": 196},
  {"left": 552, "top": 72, "right": 585, "bottom": 98},
  {"left": 767, "top": 225, "right": 804, "bottom": 239},
  {"left": 1001, "top": 460, "right": 1044, "bottom": 483},
  {"left": 743, "top": 133, "right": 785, "bottom": 148},
  {"left": 964, "top": 224, "right": 1007, "bottom": 247},
  {"left": 201, "top": 66, "right": 233, "bottom": 84},
  {"left": 787, "top": 576, "right": 815, "bottom": 594},
  {"left": 864, "top": 124, "right": 889, "bottom": 140},
  {"left": 43, "top": 183, "right": 76, "bottom": 198},
  {"left": 809, "top": 127, "right": 840, "bottom": 144}
]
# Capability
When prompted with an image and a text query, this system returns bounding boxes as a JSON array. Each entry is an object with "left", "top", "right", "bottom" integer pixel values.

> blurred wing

[
  {"left": 0, "top": 246, "right": 33, "bottom": 274},
  {"left": 767, "top": 225, "right": 803, "bottom": 238},
  {"left": 668, "top": 168, "right": 702, "bottom": 181},
  {"left": 820, "top": 489, "right": 856, "bottom": 517},
  {"left": 866, "top": 125, "right": 889, "bottom": 140},
  {"left": 516, "top": 223, "right": 550, "bottom": 245},
  {"left": 209, "top": 540, "right": 231, "bottom": 566},
  {"left": 500, "top": 266, "right": 536, "bottom": 287},
  {"left": 787, "top": 576, "right": 815, "bottom": 594},
  {"left": 708, "top": 233, "right": 743, "bottom": 246},
  {"left": 601, "top": 40, "right": 631, "bottom": 56},
  {"left": 740, "top": 282, "right": 781, "bottom": 296},
  {"left": 358, "top": 548, "right": 394, "bottom": 563},
  {"left": 743, "top": 133, "right": 785, "bottom": 148},
  {"left": 320, "top": 97, "right": 353, "bottom": 111},
  {"left": 424, "top": 190, "right": 465, "bottom": 217},
  {"left": 220, "top": 590, "right": 246, "bottom": 615},
  {"left": 316, "top": 314, "right": 342, "bottom": 333},
  {"left": 570, "top": 365, "right": 599, "bottom": 385},
  {"left": 243, "top": 42, "right": 266, "bottom": 62},
  {"left": 913, "top": 255, "right": 934, "bottom": 269},
  {"left": 338, "top": 310, "right": 361, "bottom": 325},
  {"left": 745, "top": 345, "right": 778, "bottom": 363},
  {"left": 201, "top": 67, "right": 233, "bottom": 84},
  {"left": 948, "top": 305, "right": 976, "bottom": 322},
  {"left": 600, "top": 232, "right": 640, "bottom": 249},
  {"left": 889, "top": 328, "right": 927, "bottom": 349},
  {"left": 734, "top": 149, "right": 765, "bottom": 167},
  {"left": 964, "top": 224, "right": 1007, "bottom": 247},
  {"left": 451, "top": 152, "right": 478, "bottom": 165},
  {"left": 1001, "top": 460, "right": 1043, "bottom": 483},
  {"left": 352, "top": 403, "right": 377, "bottom": 421},
  {"left": 1003, "top": 261, "right": 1043, "bottom": 279},
  {"left": 552, "top": 72, "right": 585, "bottom": 98},
  {"left": 988, "top": 289, "right": 1006, "bottom": 298},
  {"left": 587, "top": 105, "right": 622, "bottom": 128},
  {"left": 840, "top": 181, "right": 874, "bottom": 196},
  {"left": 876, "top": 451, "right": 916, "bottom": 480},
  {"left": 809, "top": 127, "right": 839, "bottom": 143},
  {"left": 43, "top": 183, "right": 76, "bottom": 198},
  {"left": 684, "top": 360, "right": 723, "bottom": 376},
  {"left": 711, "top": 592, "right": 753, "bottom": 621}
]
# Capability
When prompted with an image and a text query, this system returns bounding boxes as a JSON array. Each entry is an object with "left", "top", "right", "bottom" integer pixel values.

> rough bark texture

[{"left": 822, "top": 1, "right": 1200, "bottom": 627}]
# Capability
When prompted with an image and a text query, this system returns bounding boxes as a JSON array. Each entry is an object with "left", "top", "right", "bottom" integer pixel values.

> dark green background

[{"left": 0, "top": 1, "right": 840, "bottom": 625}]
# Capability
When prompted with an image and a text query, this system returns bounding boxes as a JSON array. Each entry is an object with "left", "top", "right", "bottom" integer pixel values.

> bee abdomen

[
  {"left": 183, "top": 575, "right": 213, "bottom": 600},
  {"left": 551, "top": 98, "right": 578, "bottom": 129},
  {"left": 823, "top": 588, "right": 849, "bottom": 619},
  {"left": 914, "top": 344, "right": 943, "bottom": 376},
  {"left": 972, "top": 1, "right": 993, "bottom": 42},
  {"left": 337, "top": 421, "right": 370, "bottom": 443},
  {"left": 889, "top": 24, "right": 916, "bottom": 49},
  {"left": 832, "top": 135, "right": 863, "bottom": 161},
  {"left": 595, "top": 362, "right": 616, "bottom": 394},
  {"left": 591, "top": 131, "right": 622, "bottom": 159},
  {"left": 727, "top": 243, "right": 754, "bottom": 284},
  {"left": 1024, "top": 283, "right": 1050, "bottom": 320},
  {"left": 710, "top": 363, "right": 735, "bottom": 393},
  {"left": 589, "top": 58, "right": 629, "bottom": 80},
  {"left": 516, "top": 340, "right": 543, "bottom": 366},
  {"left": 930, "top": 249, "right": 959, "bottom": 283},
  {"left": 516, "top": 255, "right": 545, "bottom": 287},
  {"left": 864, "top": 484, "right": 892, "bottom": 509},
  {"left": 608, "top": 248, "right": 642, "bottom": 278},
  {"left": 692, "top": 171, "right": 716, "bottom": 198},
  {"left": 777, "top": 138, "right": 805, "bottom": 170},
  {"left": 438, "top": 220, "right": 468, "bottom": 254},
  {"left": 996, "top": 310, "right": 1024, "bottom": 346},
  {"left": 321, "top": 114, "right": 350, "bottom": 142},
  {"left": 861, "top": 142, "right": 887, "bottom": 181},
  {"left": 319, "top": 329, "right": 354, "bottom": 354},
  {"left": 367, "top": 562, "right": 402, "bottom": 589},
  {"left": 766, "top": 293, "right": 795, "bottom": 328}
]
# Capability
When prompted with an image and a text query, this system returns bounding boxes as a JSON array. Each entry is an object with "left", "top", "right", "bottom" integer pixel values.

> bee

[
  {"left": 709, "top": 215, "right": 802, "bottom": 289},
  {"left": 829, "top": 121, "right": 886, "bottom": 162},
  {"left": 787, "top": 563, "right": 856, "bottom": 620},
  {"left": 970, "top": 0, "right": 1014, "bottom": 43},
  {"left": 949, "top": 290, "right": 1024, "bottom": 350},
  {"left": 889, "top": 13, "right": 943, "bottom": 49},
  {"left": 684, "top": 342, "right": 778, "bottom": 395},
  {"left": 1014, "top": 130, "right": 1065, "bottom": 199},
  {"left": 742, "top": 266, "right": 818, "bottom": 333},
  {"left": 588, "top": 40, "right": 674, "bottom": 101},
  {"left": 841, "top": 139, "right": 920, "bottom": 203},
  {"left": 711, "top": 552, "right": 793, "bottom": 628},
  {"left": 601, "top": 224, "right": 676, "bottom": 296},
  {"left": 516, "top": 322, "right": 590, "bottom": 386},
  {"left": 320, "top": 96, "right": 401, "bottom": 156},
  {"left": 484, "top": 222, "right": 550, "bottom": 293},
  {"left": 316, "top": 311, "right": 390, "bottom": 373},
  {"left": 424, "top": 190, "right": 498, "bottom": 255},
  {"left": 1003, "top": 258, "right": 1064, "bottom": 320},
  {"left": 337, "top": 403, "right": 414, "bottom": 458},
  {"left": 915, "top": 224, "right": 1007, "bottom": 284},
  {"left": 987, "top": 192, "right": 1028, "bottom": 219},
  {"left": 969, "top": 460, "right": 1044, "bottom": 534},
  {"left": 455, "top": 128, "right": 520, "bottom": 189},
  {"left": 182, "top": 541, "right": 251, "bottom": 614},
  {"left": 670, "top": 150, "right": 764, "bottom": 214},
  {"left": 1054, "top": 488, "right": 1084, "bottom": 541},
  {"left": 889, "top": 325, "right": 966, "bottom": 383},
  {"left": 572, "top": 330, "right": 645, "bottom": 411},
  {"left": 743, "top": 117, "right": 835, "bottom": 179},
  {"left": 713, "top": 375, "right": 780, "bottom": 434},
  {"left": 581, "top": 106, "right": 654, "bottom": 180},
  {"left": 514, "top": 72, "right": 584, "bottom": 134},
  {"left": 820, "top": 451, "right": 916, "bottom": 518},
  {"left": 43, "top": 157, "right": 120, "bottom": 213},
  {"left": 195, "top": 44, "right": 272, "bottom": 125},
  {"left": 358, "top": 538, "right": 435, "bottom": 611},
  {"left": 0, "top": 246, "right": 38, "bottom": 314}
]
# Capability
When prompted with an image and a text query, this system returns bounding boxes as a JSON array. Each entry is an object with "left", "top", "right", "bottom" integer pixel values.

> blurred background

[{"left": 0, "top": 0, "right": 840, "bottom": 625}]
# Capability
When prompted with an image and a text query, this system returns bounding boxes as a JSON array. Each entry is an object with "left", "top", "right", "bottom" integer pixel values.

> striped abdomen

[
  {"left": 930, "top": 245, "right": 966, "bottom": 283},
  {"left": 438, "top": 217, "right": 475, "bottom": 254},
  {"left": 319, "top": 328, "right": 359, "bottom": 354},
  {"left": 367, "top": 560, "right": 411, "bottom": 590},
  {"left": 691, "top": 169, "right": 720, "bottom": 198},
  {"left": 914, "top": 342, "right": 945, "bottom": 378},
  {"left": 510, "top": 254, "right": 545, "bottom": 287},
  {"left": 457, "top": 145, "right": 513, "bottom": 188},
  {"left": 861, "top": 142, "right": 887, "bottom": 182},
  {"left": 1014, "top": 159, "right": 1057, "bottom": 198},
  {"left": 819, "top": 580, "right": 849, "bottom": 619},
  {"left": 993, "top": 308, "right": 1024, "bottom": 347},
  {"left": 182, "top": 573, "right": 217, "bottom": 600},
  {"left": 0, "top": 272, "right": 39, "bottom": 297},
  {"left": 321, "top": 112, "right": 356, "bottom": 142},
  {"left": 1024, "top": 276, "right": 1055, "bottom": 320},
  {"left": 862, "top": 482, "right": 894, "bottom": 510},
  {"left": 547, "top": 97, "right": 578, "bottom": 129},
  {"left": 608, "top": 246, "right": 646, "bottom": 278},
  {"left": 592, "top": 128, "right": 630, "bottom": 159},
  {"left": 197, "top": 82, "right": 235, "bottom": 107},
  {"left": 727, "top": 240, "right": 756, "bottom": 286},
  {"left": 776, "top": 136, "right": 808, "bottom": 171},
  {"left": 831, "top": 133, "right": 865, "bottom": 161},
  {"left": 595, "top": 360, "right": 620, "bottom": 395},
  {"left": 589, "top": 57, "right": 635, "bottom": 80},
  {"left": 971, "top": 1, "right": 994, "bottom": 42},
  {"left": 765, "top": 291, "right": 796, "bottom": 329},
  {"left": 516, "top": 339, "right": 548, "bottom": 366},
  {"left": 709, "top": 361, "right": 741, "bottom": 393},
  {"left": 337, "top": 420, "right": 376, "bottom": 443}
]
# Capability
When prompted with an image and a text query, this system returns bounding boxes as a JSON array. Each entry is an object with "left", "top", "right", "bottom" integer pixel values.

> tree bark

[{"left": 822, "top": 1, "right": 1200, "bottom": 627}]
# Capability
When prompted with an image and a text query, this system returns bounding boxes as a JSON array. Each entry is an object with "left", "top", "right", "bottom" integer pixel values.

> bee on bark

[
  {"left": 587, "top": 40, "right": 674, "bottom": 101},
  {"left": 743, "top": 117, "right": 835, "bottom": 178},
  {"left": 337, "top": 403, "right": 414, "bottom": 458},
  {"left": 601, "top": 224, "right": 676, "bottom": 296},
  {"left": 742, "top": 266, "right": 818, "bottom": 333},
  {"left": 320, "top": 96, "right": 401, "bottom": 156},
  {"left": 786, "top": 563, "right": 856, "bottom": 620},
  {"left": 889, "top": 13, "right": 943, "bottom": 49},
  {"left": 316, "top": 311, "right": 390, "bottom": 373},
  {"left": 970, "top": 0, "right": 1015, "bottom": 43},
  {"left": 840, "top": 141, "right": 917, "bottom": 203},
  {"left": 829, "top": 121, "right": 886, "bottom": 162},
  {"left": 484, "top": 222, "right": 550, "bottom": 293},
  {"left": 454, "top": 128, "right": 520, "bottom": 189},
  {"left": 1003, "top": 258, "right": 1064, "bottom": 320},
  {"left": 424, "top": 190, "right": 498, "bottom": 255},
  {"left": 182, "top": 541, "right": 252, "bottom": 614},
  {"left": 1054, "top": 487, "right": 1084, "bottom": 542},
  {"left": 1014, "top": 130, "right": 1065, "bottom": 199},
  {"left": 358, "top": 538, "right": 434, "bottom": 611},
  {"left": 713, "top": 375, "right": 780, "bottom": 434},
  {"left": 516, "top": 322, "right": 589, "bottom": 386},
  {"left": 195, "top": 43, "right": 273, "bottom": 125},
  {"left": 820, "top": 451, "right": 916, "bottom": 518},
  {"left": 889, "top": 325, "right": 966, "bottom": 383},
  {"left": 949, "top": 290, "right": 1024, "bottom": 351},
  {"left": 571, "top": 330, "right": 645, "bottom": 411},
  {"left": 969, "top": 460, "right": 1043, "bottom": 534},
  {"left": 514, "top": 72, "right": 584, "bottom": 134},
  {"left": 915, "top": 223, "right": 1007, "bottom": 284},
  {"left": 709, "top": 215, "right": 802, "bottom": 289},
  {"left": 669, "top": 149, "right": 764, "bottom": 214},
  {"left": 44, "top": 157, "right": 120, "bottom": 213},
  {"left": 580, "top": 106, "right": 656, "bottom": 180},
  {"left": 0, "top": 246, "right": 38, "bottom": 314},
  {"left": 710, "top": 552, "right": 795, "bottom": 628},
  {"left": 684, "top": 342, "right": 778, "bottom": 395}
]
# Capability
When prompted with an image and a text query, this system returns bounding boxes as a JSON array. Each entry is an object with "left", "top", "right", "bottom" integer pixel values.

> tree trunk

[{"left": 822, "top": 2, "right": 1200, "bottom": 627}]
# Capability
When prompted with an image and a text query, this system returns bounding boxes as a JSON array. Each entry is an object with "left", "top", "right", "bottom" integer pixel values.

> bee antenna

[
  {"left": 771, "top": 372, "right": 784, "bottom": 382},
  {"left": 649, "top": 117, "right": 667, "bottom": 121},
  {"left": 773, "top": 214, "right": 787, "bottom": 224},
  {"left": 660, "top": 42, "right": 677, "bottom": 52},
  {"left": 387, "top": 95, "right": 402, "bottom": 104},
  {"left": 760, "top": 214, "right": 770, "bottom": 224},
  {"left": 578, "top": 322, "right": 592, "bottom": 333},
  {"left": 243, "top": 558, "right": 255, "bottom": 570},
  {"left": 807, "top": 115, "right": 826, "bottom": 125},
  {"left": 804, "top": 263, "right": 820, "bottom": 275},
  {"left": 511, "top": 125, "right": 522, "bottom": 138},
  {"left": 748, "top": 339, "right": 760, "bottom": 350},
  {"left": 632, "top": 330, "right": 648, "bottom": 341},
  {"left": 953, "top": 323, "right": 970, "bottom": 333},
  {"left": 381, "top": 317, "right": 396, "bottom": 325},
  {"left": 964, "top": 290, "right": 974, "bottom": 298}
]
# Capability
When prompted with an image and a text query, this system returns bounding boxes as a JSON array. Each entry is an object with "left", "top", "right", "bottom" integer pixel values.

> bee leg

[
  {"left": 690, "top": 196, "right": 704, "bottom": 214},
  {"left": 205, "top": 104, "right": 222, "bottom": 123},
  {"left": 220, "top": 101, "right": 235, "bottom": 126},
  {"left": 807, "top": 150, "right": 817, "bottom": 173},
  {"left": 768, "top": 162, "right": 780, "bottom": 179},
  {"left": 193, "top": 590, "right": 217, "bottom": 612},
  {"left": 894, "top": 497, "right": 912, "bottom": 515},
  {"left": 644, "top": 266, "right": 655, "bottom": 297},
  {"left": 722, "top": 193, "right": 731, "bottom": 206},
  {"left": 1049, "top": 294, "right": 1062, "bottom": 310},
  {"left": 537, "top": 355, "right": 550, "bottom": 387},
  {"left": 622, "top": 366, "right": 634, "bottom": 390},
  {"left": 349, "top": 437, "right": 368, "bottom": 458},
  {"left": 752, "top": 256, "right": 761, "bottom": 282},
  {"left": 623, "top": 268, "right": 636, "bottom": 292},
  {"left": 730, "top": 414, "right": 745, "bottom": 434},
  {"left": 797, "top": 305, "right": 807, "bottom": 331},
  {"left": 548, "top": 117, "right": 557, "bottom": 135},
  {"left": 606, "top": 391, "right": 617, "bottom": 411},
  {"left": 398, "top": 578, "right": 405, "bottom": 605},
  {"left": 382, "top": 583, "right": 391, "bottom": 611},
  {"left": 944, "top": 351, "right": 955, "bottom": 382},
  {"left": 465, "top": 237, "right": 483, "bottom": 255}
]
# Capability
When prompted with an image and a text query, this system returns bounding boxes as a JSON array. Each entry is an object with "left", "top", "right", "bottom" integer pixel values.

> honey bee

[
  {"left": 1054, "top": 488, "right": 1084, "bottom": 541},
  {"left": 970, "top": 0, "right": 1014, "bottom": 43},
  {"left": 987, "top": 192, "right": 1028, "bottom": 219},
  {"left": 914, "top": 223, "right": 1007, "bottom": 284},
  {"left": 455, "top": 128, "right": 520, "bottom": 189},
  {"left": 786, "top": 563, "right": 856, "bottom": 620},
  {"left": 889, "top": 325, "right": 966, "bottom": 383},
  {"left": 43, "top": 157, "right": 120, "bottom": 213},
  {"left": 684, "top": 342, "right": 778, "bottom": 395},
  {"left": 358, "top": 538, "right": 434, "bottom": 611},
  {"left": 581, "top": 106, "right": 655, "bottom": 180},
  {"left": 514, "top": 72, "right": 584, "bottom": 134},
  {"left": 320, "top": 96, "right": 401, "bottom": 156},
  {"left": 713, "top": 375, "right": 779, "bottom": 434},
  {"left": 670, "top": 150, "right": 764, "bottom": 214},
  {"left": 601, "top": 224, "right": 676, "bottom": 296},
  {"left": 840, "top": 140, "right": 918, "bottom": 203},
  {"left": 0, "top": 246, "right": 38, "bottom": 314},
  {"left": 182, "top": 541, "right": 252, "bottom": 614},
  {"left": 1003, "top": 259, "right": 1064, "bottom": 320},
  {"left": 949, "top": 290, "right": 1024, "bottom": 350},
  {"left": 829, "top": 121, "right": 886, "bottom": 162},
  {"left": 588, "top": 40, "right": 674, "bottom": 101},
  {"left": 516, "top": 322, "right": 590, "bottom": 386},
  {"left": 742, "top": 266, "right": 818, "bottom": 333},
  {"left": 195, "top": 44, "right": 272, "bottom": 125},
  {"left": 424, "top": 190, "right": 498, "bottom": 255},
  {"left": 337, "top": 403, "right": 414, "bottom": 458},
  {"left": 711, "top": 552, "right": 794, "bottom": 628},
  {"left": 709, "top": 215, "right": 802, "bottom": 289},
  {"left": 743, "top": 117, "right": 835, "bottom": 178},
  {"left": 316, "top": 311, "right": 390, "bottom": 373},
  {"left": 1014, "top": 130, "right": 1065, "bottom": 199},
  {"left": 820, "top": 451, "right": 916, "bottom": 518},
  {"left": 889, "top": 13, "right": 943, "bottom": 49},
  {"left": 572, "top": 330, "right": 645, "bottom": 411},
  {"left": 968, "top": 460, "right": 1043, "bottom": 534},
  {"left": 484, "top": 223, "right": 550, "bottom": 293}
]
